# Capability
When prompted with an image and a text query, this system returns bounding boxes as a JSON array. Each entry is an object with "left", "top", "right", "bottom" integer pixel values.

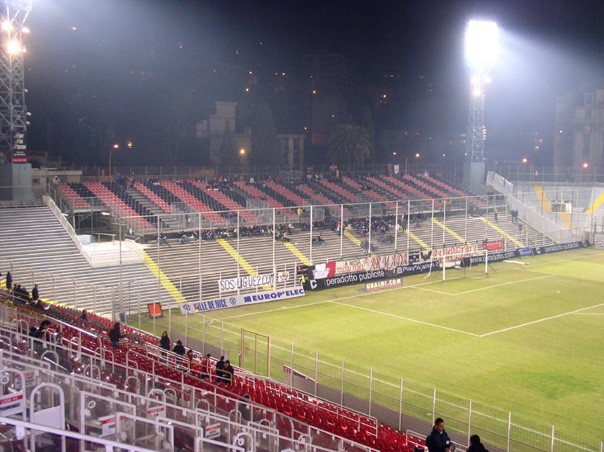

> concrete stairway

[{"left": 0, "top": 206, "right": 173, "bottom": 316}]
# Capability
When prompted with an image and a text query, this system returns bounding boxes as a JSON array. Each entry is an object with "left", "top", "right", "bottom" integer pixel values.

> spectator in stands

[
  {"left": 238, "top": 394, "right": 253, "bottom": 422},
  {"left": 173, "top": 340, "right": 185, "bottom": 356},
  {"left": 467, "top": 435, "right": 488, "bottom": 452},
  {"left": 425, "top": 418, "right": 454, "bottom": 452},
  {"left": 185, "top": 349, "right": 195, "bottom": 373},
  {"left": 215, "top": 355, "right": 226, "bottom": 382},
  {"left": 200, "top": 353, "right": 211, "bottom": 379},
  {"left": 109, "top": 322, "right": 126, "bottom": 349},
  {"left": 5, "top": 271, "right": 11, "bottom": 290},
  {"left": 223, "top": 360, "right": 234, "bottom": 385},
  {"left": 32, "top": 284, "right": 39, "bottom": 301},
  {"left": 159, "top": 331, "right": 171, "bottom": 361},
  {"left": 81, "top": 310, "right": 87, "bottom": 321},
  {"left": 32, "top": 320, "right": 52, "bottom": 356}
]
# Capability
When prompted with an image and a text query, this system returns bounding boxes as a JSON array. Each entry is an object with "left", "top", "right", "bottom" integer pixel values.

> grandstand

[{"left": 0, "top": 169, "right": 601, "bottom": 451}]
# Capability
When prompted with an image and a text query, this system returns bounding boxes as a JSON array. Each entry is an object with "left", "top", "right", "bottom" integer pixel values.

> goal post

[
  {"left": 240, "top": 328, "right": 271, "bottom": 378},
  {"left": 422, "top": 249, "right": 490, "bottom": 281}
]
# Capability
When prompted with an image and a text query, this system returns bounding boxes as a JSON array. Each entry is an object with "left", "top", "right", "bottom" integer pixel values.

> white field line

[
  {"left": 451, "top": 274, "right": 555, "bottom": 296},
  {"left": 218, "top": 276, "right": 464, "bottom": 321},
  {"left": 571, "top": 312, "right": 604, "bottom": 316},
  {"left": 328, "top": 301, "right": 480, "bottom": 337},
  {"left": 479, "top": 302, "right": 604, "bottom": 337}
]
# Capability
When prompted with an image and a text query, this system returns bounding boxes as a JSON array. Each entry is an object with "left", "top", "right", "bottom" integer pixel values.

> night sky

[{"left": 22, "top": 0, "right": 604, "bottom": 166}]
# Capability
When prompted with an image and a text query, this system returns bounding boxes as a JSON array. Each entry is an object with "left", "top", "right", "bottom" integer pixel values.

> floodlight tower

[
  {"left": 0, "top": 0, "right": 31, "bottom": 163},
  {"left": 463, "top": 20, "right": 498, "bottom": 192}
]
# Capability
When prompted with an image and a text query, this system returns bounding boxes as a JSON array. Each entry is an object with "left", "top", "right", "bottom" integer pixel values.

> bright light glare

[
  {"left": 472, "top": 87, "right": 482, "bottom": 97},
  {"left": 1, "top": 21, "right": 12, "bottom": 32},
  {"left": 21, "top": 26, "right": 30, "bottom": 33},
  {"left": 582, "top": 162, "right": 589, "bottom": 169},
  {"left": 465, "top": 20, "right": 499, "bottom": 70},
  {"left": 6, "top": 40, "right": 21, "bottom": 54}
]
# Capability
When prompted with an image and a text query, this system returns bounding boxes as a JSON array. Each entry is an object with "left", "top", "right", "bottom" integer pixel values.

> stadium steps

[
  {"left": 431, "top": 218, "right": 466, "bottom": 244},
  {"left": 142, "top": 239, "right": 248, "bottom": 302},
  {"left": 480, "top": 217, "right": 525, "bottom": 247},
  {"left": 0, "top": 206, "right": 174, "bottom": 315}
]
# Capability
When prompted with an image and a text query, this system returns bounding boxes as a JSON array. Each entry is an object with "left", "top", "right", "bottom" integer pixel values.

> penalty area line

[
  {"left": 479, "top": 302, "right": 604, "bottom": 337},
  {"left": 329, "top": 301, "right": 480, "bottom": 337}
]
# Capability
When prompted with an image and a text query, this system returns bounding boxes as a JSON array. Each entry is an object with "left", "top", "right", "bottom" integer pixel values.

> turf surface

[{"left": 136, "top": 247, "right": 604, "bottom": 446}]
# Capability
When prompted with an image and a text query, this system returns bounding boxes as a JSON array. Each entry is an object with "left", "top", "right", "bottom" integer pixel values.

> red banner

[{"left": 482, "top": 240, "right": 503, "bottom": 251}]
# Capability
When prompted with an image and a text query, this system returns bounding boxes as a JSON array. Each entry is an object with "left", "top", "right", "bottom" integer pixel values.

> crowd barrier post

[
  {"left": 309, "top": 205, "right": 314, "bottom": 264},
  {"left": 430, "top": 199, "right": 435, "bottom": 249},
  {"left": 465, "top": 197, "right": 469, "bottom": 243},
  {"left": 202, "top": 211, "right": 206, "bottom": 303},
  {"left": 368, "top": 367, "right": 374, "bottom": 417},
  {"left": 272, "top": 208, "right": 276, "bottom": 276},
  {"left": 467, "top": 399, "right": 472, "bottom": 444},
  {"left": 442, "top": 198, "right": 447, "bottom": 246},
  {"left": 368, "top": 202, "right": 373, "bottom": 255},
  {"left": 394, "top": 201, "right": 400, "bottom": 252},
  {"left": 507, "top": 411, "right": 512, "bottom": 451},
  {"left": 340, "top": 360, "right": 345, "bottom": 406},
  {"left": 398, "top": 377, "right": 404, "bottom": 431},
  {"left": 314, "top": 351, "right": 319, "bottom": 396},
  {"left": 550, "top": 425, "right": 555, "bottom": 452},
  {"left": 340, "top": 204, "right": 344, "bottom": 258},
  {"left": 236, "top": 212, "right": 241, "bottom": 289},
  {"left": 432, "top": 388, "right": 437, "bottom": 423},
  {"left": 220, "top": 321, "right": 224, "bottom": 356},
  {"left": 407, "top": 200, "right": 411, "bottom": 254},
  {"left": 72, "top": 279, "right": 77, "bottom": 309},
  {"left": 137, "top": 288, "right": 141, "bottom": 329}
]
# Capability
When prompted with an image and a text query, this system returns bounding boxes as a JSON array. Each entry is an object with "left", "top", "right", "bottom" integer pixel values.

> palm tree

[{"left": 327, "top": 125, "right": 372, "bottom": 165}]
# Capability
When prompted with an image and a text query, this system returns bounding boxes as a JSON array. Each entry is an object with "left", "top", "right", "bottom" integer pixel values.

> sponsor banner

[
  {"left": 532, "top": 241, "right": 589, "bottom": 255},
  {"left": 99, "top": 415, "right": 116, "bottom": 437},
  {"left": 431, "top": 244, "right": 478, "bottom": 261},
  {"left": 516, "top": 247, "right": 532, "bottom": 256},
  {"left": 409, "top": 244, "right": 479, "bottom": 264},
  {"left": 181, "top": 297, "right": 238, "bottom": 314},
  {"left": 462, "top": 250, "right": 519, "bottom": 266},
  {"left": 218, "top": 273, "right": 275, "bottom": 292},
  {"left": 395, "top": 261, "right": 442, "bottom": 276},
  {"left": 205, "top": 423, "right": 221, "bottom": 439},
  {"left": 304, "top": 269, "right": 388, "bottom": 291},
  {"left": 482, "top": 240, "right": 503, "bottom": 251},
  {"left": 0, "top": 393, "right": 24, "bottom": 417},
  {"left": 180, "top": 287, "right": 305, "bottom": 314},
  {"left": 332, "top": 253, "right": 408, "bottom": 276},
  {"left": 242, "top": 287, "right": 305, "bottom": 304},
  {"left": 595, "top": 240, "right": 604, "bottom": 250},
  {"left": 365, "top": 277, "right": 403, "bottom": 291}
]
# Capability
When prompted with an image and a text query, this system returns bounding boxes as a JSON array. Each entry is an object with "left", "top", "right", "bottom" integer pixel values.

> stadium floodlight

[
  {"left": 465, "top": 19, "right": 498, "bottom": 168},
  {"left": 464, "top": 20, "right": 499, "bottom": 73}
]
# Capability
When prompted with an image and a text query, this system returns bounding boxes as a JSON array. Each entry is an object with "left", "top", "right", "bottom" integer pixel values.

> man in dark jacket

[{"left": 426, "top": 418, "right": 454, "bottom": 452}]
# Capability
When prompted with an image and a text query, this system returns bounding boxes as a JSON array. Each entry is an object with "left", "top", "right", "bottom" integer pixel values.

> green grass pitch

[{"left": 136, "top": 247, "right": 603, "bottom": 445}]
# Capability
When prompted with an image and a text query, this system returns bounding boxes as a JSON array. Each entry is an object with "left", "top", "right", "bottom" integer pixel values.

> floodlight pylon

[
  {"left": 0, "top": 0, "right": 31, "bottom": 163},
  {"left": 465, "top": 20, "right": 498, "bottom": 163}
]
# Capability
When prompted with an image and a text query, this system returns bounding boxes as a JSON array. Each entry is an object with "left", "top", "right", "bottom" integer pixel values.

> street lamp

[{"left": 108, "top": 143, "right": 119, "bottom": 182}]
